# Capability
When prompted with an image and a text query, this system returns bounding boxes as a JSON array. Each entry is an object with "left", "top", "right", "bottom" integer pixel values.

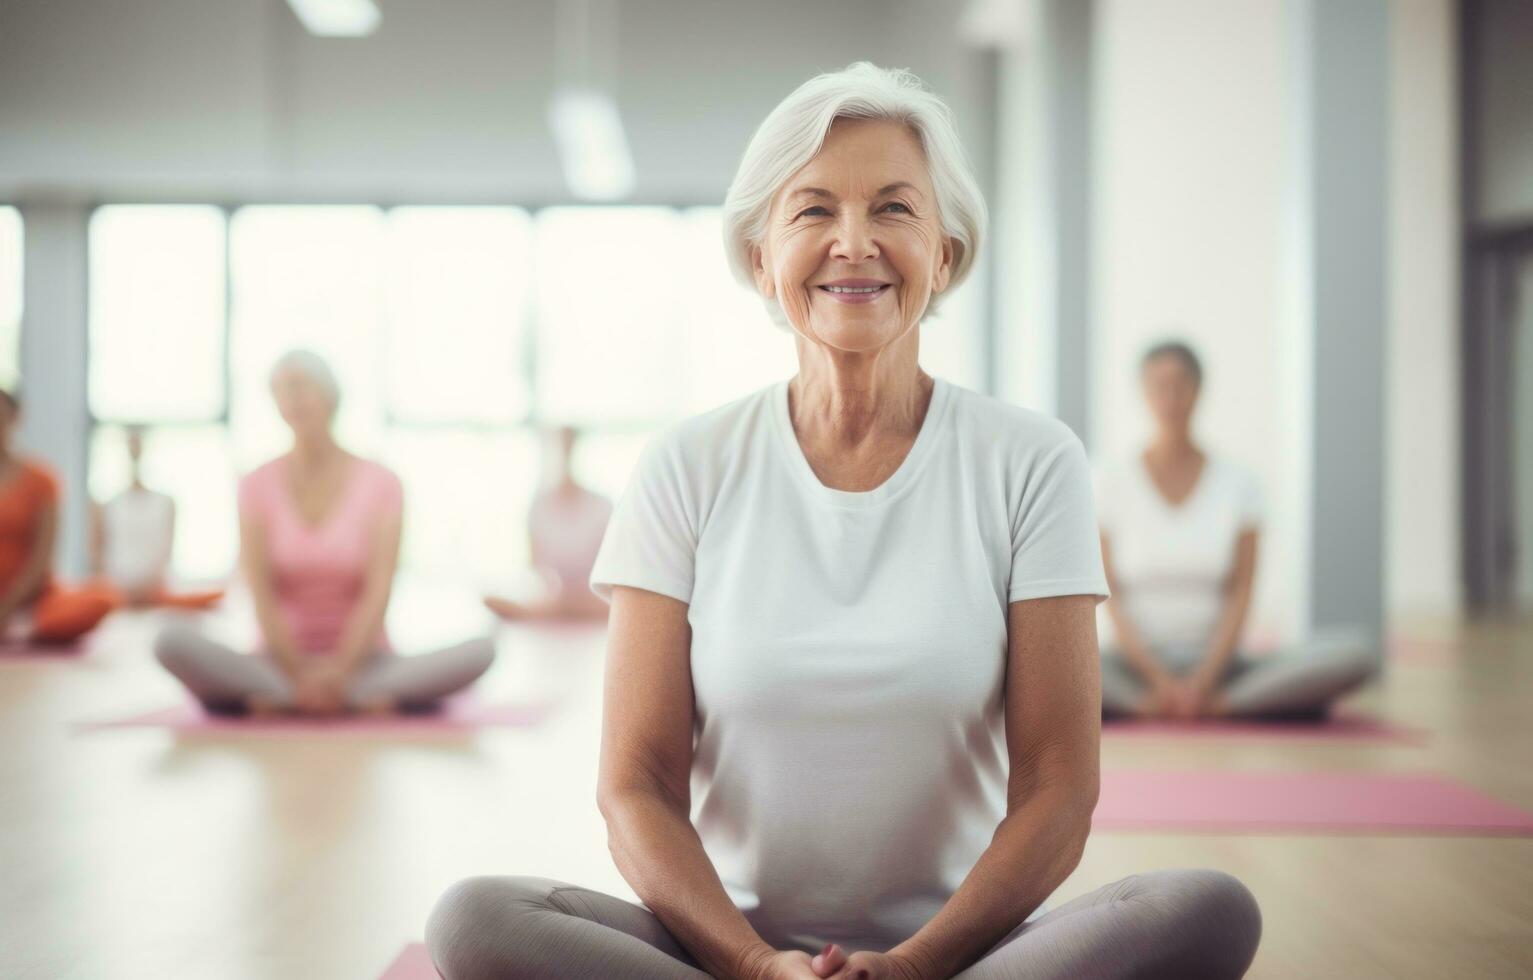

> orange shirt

[{"left": 0, "top": 459, "right": 59, "bottom": 596}]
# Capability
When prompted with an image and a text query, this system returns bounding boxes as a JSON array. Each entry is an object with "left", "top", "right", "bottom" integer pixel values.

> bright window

[{"left": 88, "top": 206, "right": 226, "bottom": 422}]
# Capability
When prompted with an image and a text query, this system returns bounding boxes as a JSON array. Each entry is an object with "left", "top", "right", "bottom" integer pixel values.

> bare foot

[
  {"left": 356, "top": 696, "right": 397, "bottom": 717},
  {"left": 246, "top": 693, "right": 286, "bottom": 718},
  {"left": 483, "top": 596, "right": 526, "bottom": 621}
]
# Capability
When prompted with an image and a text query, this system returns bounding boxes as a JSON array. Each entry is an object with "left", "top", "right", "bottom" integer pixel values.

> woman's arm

[
  {"left": 1188, "top": 529, "right": 1258, "bottom": 697},
  {"left": 327, "top": 512, "right": 402, "bottom": 672},
  {"left": 240, "top": 515, "right": 302, "bottom": 671},
  {"left": 882, "top": 594, "right": 1103, "bottom": 980},
  {"left": 596, "top": 585, "right": 788, "bottom": 980},
  {"left": 1099, "top": 533, "right": 1170, "bottom": 685},
  {"left": 0, "top": 498, "right": 58, "bottom": 618}
]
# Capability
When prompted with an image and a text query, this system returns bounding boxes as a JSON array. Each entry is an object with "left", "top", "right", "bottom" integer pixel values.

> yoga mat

[
  {"left": 1093, "top": 769, "right": 1533, "bottom": 835},
  {"left": 378, "top": 944, "right": 439, "bottom": 980},
  {"left": 77, "top": 695, "right": 553, "bottom": 737},
  {"left": 1102, "top": 711, "right": 1426, "bottom": 745}
]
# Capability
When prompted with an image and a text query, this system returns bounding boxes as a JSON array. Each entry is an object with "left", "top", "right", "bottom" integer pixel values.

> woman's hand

[
  {"left": 827, "top": 950, "right": 927, "bottom": 980},
  {"left": 1137, "top": 670, "right": 1183, "bottom": 718},
  {"left": 751, "top": 948, "right": 833, "bottom": 980},
  {"left": 293, "top": 660, "right": 348, "bottom": 715}
]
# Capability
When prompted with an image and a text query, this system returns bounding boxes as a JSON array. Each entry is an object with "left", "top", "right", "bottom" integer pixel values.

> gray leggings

[
  {"left": 426, "top": 869, "right": 1261, "bottom": 979},
  {"left": 153, "top": 624, "right": 495, "bottom": 713},
  {"left": 1101, "top": 632, "right": 1377, "bottom": 719}
]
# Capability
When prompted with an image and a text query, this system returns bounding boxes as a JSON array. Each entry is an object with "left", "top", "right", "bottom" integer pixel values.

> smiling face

[{"left": 751, "top": 117, "right": 953, "bottom": 352}]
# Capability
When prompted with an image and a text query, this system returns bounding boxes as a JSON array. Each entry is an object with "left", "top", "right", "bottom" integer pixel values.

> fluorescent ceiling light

[
  {"left": 549, "top": 89, "right": 637, "bottom": 201},
  {"left": 286, "top": 0, "right": 381, "bottom": 37}
]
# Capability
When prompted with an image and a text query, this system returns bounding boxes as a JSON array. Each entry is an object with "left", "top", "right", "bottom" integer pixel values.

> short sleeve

[
  {"left": 588, "top": 435, "right": 698, "bottom": 605},
  {"left": 373, "top": 465, "right": 404, "bottom": 520},
  {"left": 236, "top": 468, "right": 270, "bottom": 523},
  {"left": 1008, "top": 436, "right": 1111, "bottom": 604},
  {"left": 1235, "top": 465, "right": 1264, "bottom": 529},
  {"left": 27, "top": 463, "right": 60, "bottom": 506}
]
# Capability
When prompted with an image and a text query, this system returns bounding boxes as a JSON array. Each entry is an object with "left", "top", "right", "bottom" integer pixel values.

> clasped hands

[
  {"left": 1140, "top": 667, "right": 1221, "bottom": 720},
  {"left": 753, "top": 943, "right": 930, "bottom": 980}
]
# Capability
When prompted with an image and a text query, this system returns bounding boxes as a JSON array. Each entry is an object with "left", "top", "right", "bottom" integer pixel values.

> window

[
  {"left": 88, "top": 206, "right": 226, "bottom": 422},
  {"left": 87, "top": 203, "right": 986, "bottom": 584}
]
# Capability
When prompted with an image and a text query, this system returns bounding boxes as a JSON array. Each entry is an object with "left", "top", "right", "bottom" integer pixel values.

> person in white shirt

[
  {"left": 483, "top": 426, "right": 612, "bottom": 623},
  {"left": 427, "top": 64, "right": 1260, "bottom": 980},
  {"left": 1097, "top": 341, "right": 1375, "bottom": 720},
  {"left": 89, "top": 426, "right": 222, "bottom": 610}
]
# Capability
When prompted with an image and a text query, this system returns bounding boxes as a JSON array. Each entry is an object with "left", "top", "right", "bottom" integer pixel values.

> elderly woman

[
  {"left": 1098, "top": 341, "right": 1375, "bottom": 721},
  {"left": 427, "top": 64, "right": 1261, "bottom": 979},
  {"left": 155, "top": 350, "right": 494, "bottom": 716}
]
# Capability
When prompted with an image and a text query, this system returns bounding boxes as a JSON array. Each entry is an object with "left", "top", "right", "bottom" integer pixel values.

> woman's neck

[
  {"left": 290, "top": 433, "right": 343, "bottom": 470},
  {"left": 789, "top": 328, "right": 929, "bottom": 448},
  {"left": 1147, "top": 430, "right": 1200, "bottom": 463}
]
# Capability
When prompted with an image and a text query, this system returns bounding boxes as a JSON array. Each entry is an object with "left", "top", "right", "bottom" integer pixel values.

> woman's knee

[
  {"left": 153, "top": 625, "right": 200, "bottom": 670},
  {"left": 426, "top": 875, "right": 558, "bottom": 980},
  {"left": 1133, "top": 868, "right": 1262, "bottom": 977}
]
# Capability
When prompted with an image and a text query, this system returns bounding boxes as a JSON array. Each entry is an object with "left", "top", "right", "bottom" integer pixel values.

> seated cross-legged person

[
  {"left": 1097, "top": 340, "right": 1376, "bottom": 721},
  {"left": 427, "top": 64, "right": 1261, "bottom": 980},
  {"left": 154, "top": 350, "right": 493, "bottom": 716},
  {"left": 89, "top": 425, "right": 224, "bottom": 611},
  {"left": 484, "top": 425, "right": 612, "bottom": 625},
  {"left": 0, "top": 388, "right": 116, "bottom": 646}
]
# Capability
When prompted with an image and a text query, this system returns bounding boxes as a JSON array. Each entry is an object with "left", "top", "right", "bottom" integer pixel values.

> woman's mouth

[{"left": 817, "top": 281, "right": 892, "bottom": 304}]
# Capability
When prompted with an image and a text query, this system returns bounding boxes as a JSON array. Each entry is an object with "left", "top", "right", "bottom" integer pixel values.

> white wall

[
  {"left": 1090, "top": 0, "right": 1299, "bottom": 644},
  {"left": 1387, "top": 0, "right": 1462, "bottom": 621}
]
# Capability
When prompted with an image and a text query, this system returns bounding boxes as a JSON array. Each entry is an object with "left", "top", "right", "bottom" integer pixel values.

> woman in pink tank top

[{"left": 154, "top": 350, "right": 494, "bottom": 717}]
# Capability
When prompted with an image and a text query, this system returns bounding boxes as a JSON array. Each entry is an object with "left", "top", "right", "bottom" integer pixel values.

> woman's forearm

[
  {"left": 330, "top": 583, "right": 392, "bottom": 670},
  {"left": 248, "top": 584, "right": 302, "bottom": 669},
  {"left": 601, "top": 788, "right": 776, "bottom": 980},
  {"left": 1105, "top": 601, "right": 1167, "bottom": 683},
  {"left": 1196, "top": 583, "right": 1252, "bottom": 678},
  {"left": 891, "top": 784, "right": 1096, "bottom": 979}
]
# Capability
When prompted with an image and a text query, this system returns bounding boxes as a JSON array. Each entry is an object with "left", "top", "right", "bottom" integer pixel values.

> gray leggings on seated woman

[
  {"left": 426, "top": 869, "right": 1261, "bottom": 980},
  {"left": 1101, "top": 632, "right": 1376, "bottom": 718},
  {"left": 154, "top": 624, "right": 495, "bottom": 713}
]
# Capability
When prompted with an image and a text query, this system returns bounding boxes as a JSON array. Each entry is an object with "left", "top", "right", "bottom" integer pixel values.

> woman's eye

[
  {"left": 883, "top": 201, "right": 912, "bottom": 214},
  {"left": 796, "top": 206, "right": 830, "bottom": 218}
]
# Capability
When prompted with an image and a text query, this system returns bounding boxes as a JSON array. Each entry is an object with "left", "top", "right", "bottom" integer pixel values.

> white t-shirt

[
  {"left": 101, "top": 487, "right": 174, "bottom": 590},
  {"left": 1095, "top": 454, "right": 1262, "bottom": 661},
  {"left": 589, "top": 375, "right": 1108, "bottom": 953}
]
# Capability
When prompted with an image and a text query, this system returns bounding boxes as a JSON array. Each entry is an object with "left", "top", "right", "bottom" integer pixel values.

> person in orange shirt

[{"left": 0, "top": 389, "right": 116, "bottom": 646}]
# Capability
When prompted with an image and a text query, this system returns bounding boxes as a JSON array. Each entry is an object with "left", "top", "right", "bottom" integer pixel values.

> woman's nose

[{"left": 829, "top": 214, "right": 879, "bottom": 262}]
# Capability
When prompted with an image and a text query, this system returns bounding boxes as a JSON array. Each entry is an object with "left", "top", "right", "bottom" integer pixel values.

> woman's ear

[
  {"left": 932, "top": 236, "right": 957, "bottom": 295},
  {"left": 750, "top": 242, "right": 777, "bottom": 300}
]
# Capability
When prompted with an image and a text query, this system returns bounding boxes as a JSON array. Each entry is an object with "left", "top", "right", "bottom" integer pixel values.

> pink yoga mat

[
  {"left": 378, "top": 944, "right": 438, "bottom": 980},
  {"left": 77, "top": 696, "right": 553, "bottom": 737},
  {"left": 1093, "top": 769, "right": 1533, "bottom": 835},
  {"left": 1102, "top": 712, "right": 1426, "bottom": 745}
]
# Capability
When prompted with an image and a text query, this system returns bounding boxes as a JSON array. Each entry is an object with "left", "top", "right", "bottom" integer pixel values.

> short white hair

[
  {"left": 722, "top": 62, "right": 987, "bottom": 328},
  {"left": 269, "top": 348, "right": 341, "bottom": 411}
]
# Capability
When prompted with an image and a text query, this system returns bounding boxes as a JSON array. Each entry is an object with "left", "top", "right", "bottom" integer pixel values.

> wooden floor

[{"left": 2, "top": 587, "right": 1530, "bottom": 980}]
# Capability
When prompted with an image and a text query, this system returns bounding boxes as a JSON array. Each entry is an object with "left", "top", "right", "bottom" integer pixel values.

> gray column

[
  {"left": 18, "top": 203, "right": 91, "bottom": 578},
  {"left": 1291, "top": 0, "right": 1389, "bottom": 646},
  {"left": 995, "top": 0, "right": 1094, "bottom": 442}
]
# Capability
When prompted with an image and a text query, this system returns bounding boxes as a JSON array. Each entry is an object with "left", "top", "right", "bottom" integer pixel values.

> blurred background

[{"left": 1, "top": 0, "right": 1530, "bottom": 978}]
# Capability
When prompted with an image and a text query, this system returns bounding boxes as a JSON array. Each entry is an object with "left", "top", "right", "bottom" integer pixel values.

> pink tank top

[{"left": 239, "top": 456, "right": 403, "bottom": 654}]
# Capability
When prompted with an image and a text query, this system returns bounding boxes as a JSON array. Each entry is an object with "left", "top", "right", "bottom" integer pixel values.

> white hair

[
  {"left": 269, "top": 348, "right": 341, "bottom": 410},
  {"left": 722, "top": 62, "right": 987, "bottom": 329}
]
